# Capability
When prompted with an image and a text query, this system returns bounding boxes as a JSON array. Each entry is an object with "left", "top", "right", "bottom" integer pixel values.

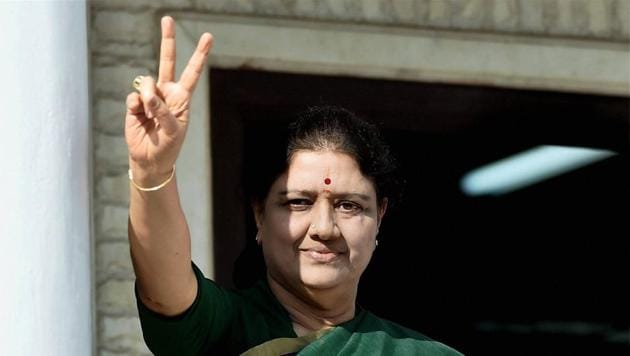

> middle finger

[
  {"left": 179, "top": 32, "right": 213, "bottom": 92},
  {"left": 158, "top": 16, "right": 176, "bottom": 83}
]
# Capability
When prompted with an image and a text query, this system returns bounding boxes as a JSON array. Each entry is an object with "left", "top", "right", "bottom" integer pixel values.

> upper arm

[
  {"left": 136, "top": 263, "right": 236, "bottom": 355},
  {"left": 136, "top": 266, "right": 197, "bottom": 316}
]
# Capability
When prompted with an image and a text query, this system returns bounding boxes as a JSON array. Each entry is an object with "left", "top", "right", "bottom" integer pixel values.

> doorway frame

[{"left": 172, "top": 12, "right": 629, "bottom": 278}]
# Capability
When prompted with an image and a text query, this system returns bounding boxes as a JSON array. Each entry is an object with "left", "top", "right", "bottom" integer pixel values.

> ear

[
  {"left": 377, "top": 198, "right": 388, "bottom": 229},
  {"left": 252, "top": 200, "right": 264, "bottom": 229}
]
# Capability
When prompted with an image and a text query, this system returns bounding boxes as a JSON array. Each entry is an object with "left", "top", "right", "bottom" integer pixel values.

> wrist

[{"left": 128, "top": 161, "right": 175, "bottom": 189}]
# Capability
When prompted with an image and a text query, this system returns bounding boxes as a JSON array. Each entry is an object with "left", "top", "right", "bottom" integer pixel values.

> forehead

[{"left": 282, "top": 150, "right": 374, "bottom": 192}]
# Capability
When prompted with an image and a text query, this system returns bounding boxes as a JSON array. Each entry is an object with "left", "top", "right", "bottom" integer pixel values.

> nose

[{"left": 308, "top": 200, "right": 338, "bottom": 240}]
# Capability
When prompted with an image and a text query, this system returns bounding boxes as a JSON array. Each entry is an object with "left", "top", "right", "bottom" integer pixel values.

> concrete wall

[
  {"left": 89, "top": 1, "right": 628, "bottom": 354},
  {"left": 0, "top": 1, "right": 93, "bottom": 355}
]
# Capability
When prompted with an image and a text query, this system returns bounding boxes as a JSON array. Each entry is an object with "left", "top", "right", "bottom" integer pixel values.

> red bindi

[{"left": 324, "top": 178, "right": 331, "bottom": 185}]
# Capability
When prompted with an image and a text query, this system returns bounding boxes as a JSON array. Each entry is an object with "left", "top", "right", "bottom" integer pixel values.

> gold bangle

[{"left": 128, "top": 165, "right": 176, "bottom": 192}]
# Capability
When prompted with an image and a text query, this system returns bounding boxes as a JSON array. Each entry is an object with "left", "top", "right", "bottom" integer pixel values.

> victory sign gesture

[{"left": 125, "top": 16, "right": 213, "bottom": 187}]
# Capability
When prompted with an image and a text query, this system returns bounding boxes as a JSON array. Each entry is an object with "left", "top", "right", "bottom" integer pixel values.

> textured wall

[{"left": 89, "top": 0, "right": 627, "bottom": 354}]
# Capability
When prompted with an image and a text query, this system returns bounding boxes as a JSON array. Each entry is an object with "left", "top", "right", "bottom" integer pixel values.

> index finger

[
  {"left": 158, "top": 16, "right": 176, "bottom": 83},
  {"left": 178, "top": 32, "right": 213, "bottom": 92}
]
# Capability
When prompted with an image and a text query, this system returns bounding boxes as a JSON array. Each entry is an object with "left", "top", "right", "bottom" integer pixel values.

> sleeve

[{"left": 135, "top": 262, "right": 236, "bottom": 355}]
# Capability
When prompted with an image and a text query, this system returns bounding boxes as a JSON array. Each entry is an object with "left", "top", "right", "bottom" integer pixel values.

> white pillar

[{"left": 0, "top": 1, "right": 92, "bottom": 355}]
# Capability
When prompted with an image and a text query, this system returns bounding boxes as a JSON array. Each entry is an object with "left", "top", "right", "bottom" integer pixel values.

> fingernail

[
  {"left": 148, "top": 96, "right": 160, "bottom": 109},
  {"left": 202, "top": 33, "right": 213, "bottom": 51}
]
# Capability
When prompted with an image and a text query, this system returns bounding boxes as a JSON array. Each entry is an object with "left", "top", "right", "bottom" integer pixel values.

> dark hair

[
  {"left": 287, "top": 106, "right": 398, "bottom": 207},
  {"left": 246, "top": 105, "right": 400, "bottom": 208}
]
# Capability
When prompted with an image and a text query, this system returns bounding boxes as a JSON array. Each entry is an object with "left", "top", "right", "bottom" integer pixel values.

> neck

[{"left": 267, "top": 273, "right": 357, "bottom": 337}]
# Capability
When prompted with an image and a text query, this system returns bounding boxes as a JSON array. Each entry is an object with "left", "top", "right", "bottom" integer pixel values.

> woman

[{"left": 126, "top": 16, "right": 462, "bottom": 355}]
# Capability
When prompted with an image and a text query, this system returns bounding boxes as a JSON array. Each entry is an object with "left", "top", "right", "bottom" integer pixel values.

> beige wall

[{"left": 90, "top": 1, "right": 628, "bottom": 354}]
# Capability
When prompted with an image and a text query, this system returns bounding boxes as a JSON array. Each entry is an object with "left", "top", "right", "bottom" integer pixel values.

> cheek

[
  {"left": 264, "top": 211, "right": 308, "bottom": 244},
  {"left": 341, "top": 220, "right": 377, "bottom": 257},
  {"left": 346, "top": 238, "right": 375, "bottom": 275},
  {"left": 287, "top": 216, "right": 309, "bottom": 239}
]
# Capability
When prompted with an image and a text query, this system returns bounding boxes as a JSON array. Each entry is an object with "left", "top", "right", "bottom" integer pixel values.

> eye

[
  {"left": 336, "top": 201, "right": 363, "bottom": 214},
  {"left": 286, "top": 199, "right": 312, "bottom": 211}
]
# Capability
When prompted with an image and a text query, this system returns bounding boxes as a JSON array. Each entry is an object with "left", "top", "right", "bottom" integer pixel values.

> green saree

[{"left": 136, "top": 263, "right": 463, "bottom": 355}]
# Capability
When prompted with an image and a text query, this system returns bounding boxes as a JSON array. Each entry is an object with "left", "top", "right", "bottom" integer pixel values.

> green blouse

[{"left": 136, "top": 263, "right": 463, "bottom": 355}]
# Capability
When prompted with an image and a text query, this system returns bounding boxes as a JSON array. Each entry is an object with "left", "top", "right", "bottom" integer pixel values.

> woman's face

[{"left": 255, "top": 150, "right": 386, "bottom": 293}]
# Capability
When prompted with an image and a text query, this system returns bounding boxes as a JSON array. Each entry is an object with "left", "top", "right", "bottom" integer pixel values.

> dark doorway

[{"left": 210, "top": 68, "right": 629, "bottom": 355}]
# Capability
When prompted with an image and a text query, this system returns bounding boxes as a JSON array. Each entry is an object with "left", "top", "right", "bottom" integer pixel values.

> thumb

[{"left": 148, "top": 94, "right": 179, "bottom": 134}]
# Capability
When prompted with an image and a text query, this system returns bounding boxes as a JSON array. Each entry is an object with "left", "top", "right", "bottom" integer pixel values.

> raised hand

[{"left": 125, "top": 16, "right": 213, "bottom": 186}]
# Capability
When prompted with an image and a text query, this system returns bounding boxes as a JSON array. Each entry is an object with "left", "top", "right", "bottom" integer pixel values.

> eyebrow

[{"left": 278, "top": 190, "right": 372, "bottom": 202}]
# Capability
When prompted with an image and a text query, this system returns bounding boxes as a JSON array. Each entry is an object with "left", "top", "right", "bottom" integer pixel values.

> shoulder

[{"left": 355, "top": 311, "right": 464, "bottom": 355}]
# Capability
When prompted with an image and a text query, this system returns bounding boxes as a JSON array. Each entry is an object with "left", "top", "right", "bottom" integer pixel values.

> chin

[{"left": 299, "top": 268, "right": 346, "bottom": 290}]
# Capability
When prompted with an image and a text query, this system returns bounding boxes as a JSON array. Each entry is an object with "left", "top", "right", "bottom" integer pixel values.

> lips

[{"left": 300, "top": 247, "right": 344, "bottom": 262}]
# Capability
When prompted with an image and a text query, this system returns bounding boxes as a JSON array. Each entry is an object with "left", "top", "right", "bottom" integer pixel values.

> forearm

[{"left": 128, "top": 165, "right": 197, "bottom": 315}]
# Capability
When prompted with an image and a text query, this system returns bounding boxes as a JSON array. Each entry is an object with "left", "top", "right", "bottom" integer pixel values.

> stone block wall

[{"left": 89, "top": 0, "right": 627, "bottom": 354}]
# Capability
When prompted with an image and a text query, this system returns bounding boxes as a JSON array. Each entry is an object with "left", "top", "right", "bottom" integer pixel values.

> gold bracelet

[{"left": 128, "top": 165, "right": 176, "bottom": 192}]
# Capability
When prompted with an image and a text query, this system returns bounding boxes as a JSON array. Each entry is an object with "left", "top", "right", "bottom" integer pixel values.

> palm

[
  {"left": 160, "top": 82, "right": 191, "bottom": 120},
  {"left": 125, "top": 83, "right": 190, "bottom": 166},
  {"left": 124, "top": 17, "right": 212, "bottom": 172}
]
